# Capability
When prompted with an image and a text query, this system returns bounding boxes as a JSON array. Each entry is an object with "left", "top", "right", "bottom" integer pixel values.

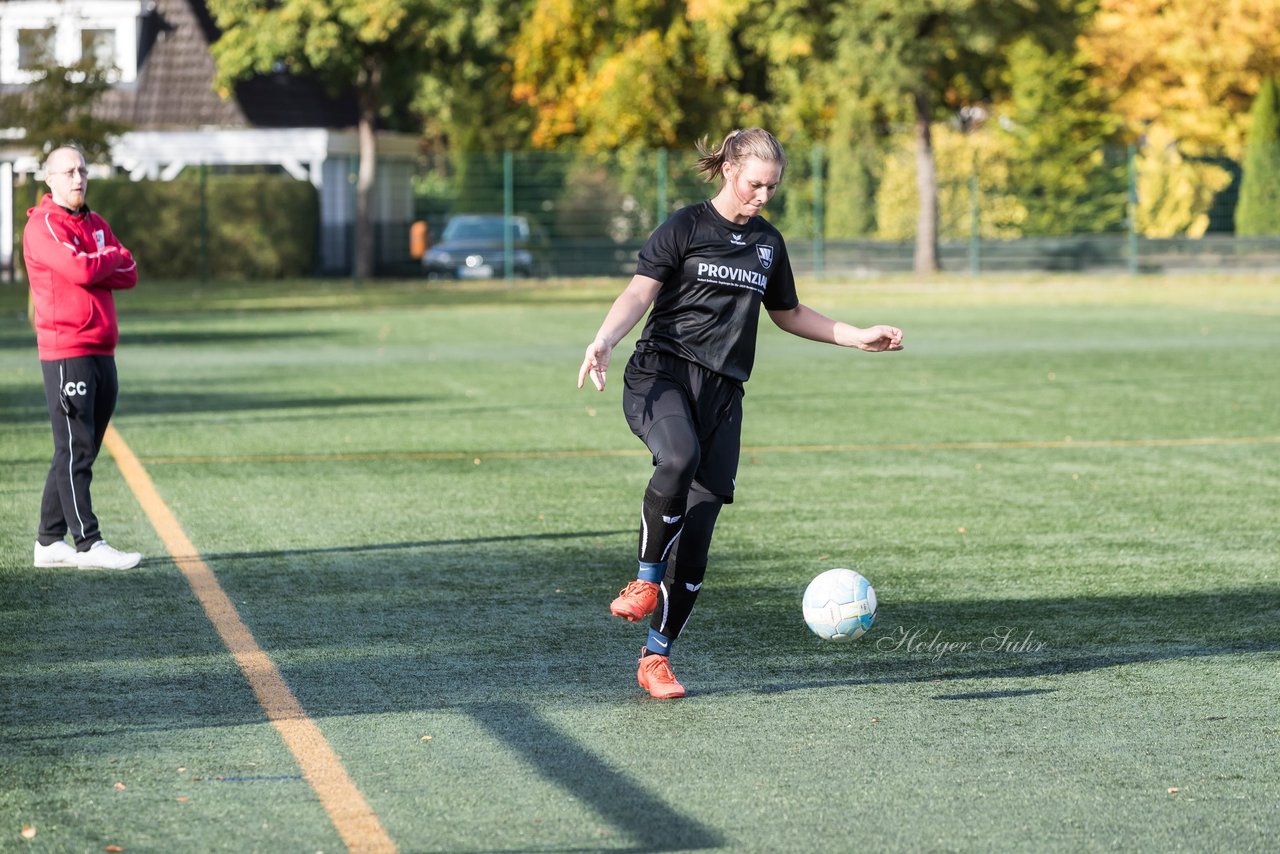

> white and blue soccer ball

[{"left": 802, "top": 568, "right": 877, "bottom": 642}]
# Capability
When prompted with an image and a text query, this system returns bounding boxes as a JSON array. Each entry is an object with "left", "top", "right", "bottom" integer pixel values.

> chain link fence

[
  {"left": 5, "top": 140, "right": 1277, "bottom": 282},
  {"left": 413, "top": 140, "right": 1280, "bottom": 279}
]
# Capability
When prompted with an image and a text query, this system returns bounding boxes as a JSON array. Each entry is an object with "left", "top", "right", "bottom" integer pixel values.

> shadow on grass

[
  {"left": 199, "top": 529, "right": 632, "bottom": 562},
  {"left": 7, "top": 575, "right": 1276, "bottom": 723},
  {"left": 4, "top": 551, "right": 1277, "bottom": 849},
  {"left": 932, "top": 688, "right": 1058, "bottom": 701},
  {"left": 122, "top": 328, "right": 342, "bottom": 348},
  {"left": 0, "top": 388, "right": 48, "bottom": 427},
  {"left": 467, "top": 701, "right": 724, "bottom": 852},
  {"left": 704, "top": 587, "right": 1280, "bottom": 699},
  {"left": 0, "top": 320, "right": 340, "bottom": 352},
  {"left": 0, "top": 388, "right": 428, "bottom": 427},
  {"left": 116, "top": 390, "right": 427, "bottom": 418},
  {"left": 691, "top": 638, "right": 1278, "bottom": 700},
  {"left": 0, "top": 329, "right": 37, "bottom": 351}
]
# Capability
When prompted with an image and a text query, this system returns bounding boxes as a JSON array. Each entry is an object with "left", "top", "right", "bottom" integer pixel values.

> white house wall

[
  {"left": 378, "top": 159, "right": 414, "bottom": 222},
  {"left": 0, "top": 0, "right": 142, "bottom": 84},
  {"left": 1, "top": 162, "right": 12, "bottom": 273},
  {"left": 320, "top": 155, "right": 354, "bottom": 272}
]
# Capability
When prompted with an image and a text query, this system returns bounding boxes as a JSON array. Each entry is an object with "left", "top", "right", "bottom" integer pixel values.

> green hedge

[
  {"left": 12, "top": 172, "right": 318, "bottom": 279},
  {"left": 1235, "top": 78, "right": 1280, "bottom": 236}
]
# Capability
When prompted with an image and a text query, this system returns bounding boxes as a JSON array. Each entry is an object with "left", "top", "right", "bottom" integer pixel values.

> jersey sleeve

[
  {"left": 95, "top": 218, "right": 138, "bottom": 290},
  {"left": 635, "top": 209, "right": 690, "bottom": 283},
  {"left": 762, "top": 235, "right": 799, "bottom": 311}
]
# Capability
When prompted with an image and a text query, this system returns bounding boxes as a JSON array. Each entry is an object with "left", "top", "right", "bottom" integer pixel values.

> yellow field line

[
  {"left": 138, "top": 434, "right": 1280, "bottom": 466},
  {"left": 103, "top": 425, "right": 397, "bottom": 854}
]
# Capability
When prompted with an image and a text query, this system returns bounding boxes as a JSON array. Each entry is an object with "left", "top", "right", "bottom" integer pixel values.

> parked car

[{"left": 421, "top": 214, "right": 550, "bottom": 279}]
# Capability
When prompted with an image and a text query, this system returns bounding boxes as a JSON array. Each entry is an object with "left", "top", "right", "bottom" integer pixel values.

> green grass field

[{"left": 1, "top": 274, "right": 1277, "bottom": 852}]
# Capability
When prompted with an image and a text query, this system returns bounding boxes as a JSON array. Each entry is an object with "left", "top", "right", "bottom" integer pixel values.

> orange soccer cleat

[
  {"left": 610, "top": 579, "right": 659, "bottom": 622},
  {"left": 637, "top": 651, "right": 686, "bottom": 699}
]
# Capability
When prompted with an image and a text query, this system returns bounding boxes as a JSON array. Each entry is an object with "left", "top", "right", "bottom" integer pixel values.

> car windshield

[{"left": 443, "top": 217, "right": 528, "bottom": 242}]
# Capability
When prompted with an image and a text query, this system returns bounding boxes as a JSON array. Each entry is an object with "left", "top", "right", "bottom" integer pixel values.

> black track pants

[{"left": 39, "top": 356, "right": 118, "bottom": 549}]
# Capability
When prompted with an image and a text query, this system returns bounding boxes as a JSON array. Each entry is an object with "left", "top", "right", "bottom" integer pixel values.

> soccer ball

[{"left": 802, "top": 568, "right": 877, "bottom": 642}]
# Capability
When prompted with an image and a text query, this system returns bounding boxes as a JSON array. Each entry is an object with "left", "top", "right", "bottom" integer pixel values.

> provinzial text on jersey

[{"left": 696, "top": 262, "right": 768, "bottom": 292}]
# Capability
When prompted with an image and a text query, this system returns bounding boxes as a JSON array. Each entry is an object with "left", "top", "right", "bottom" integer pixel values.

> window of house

[
  {"left": 80, "top": 28, "right": 117, "bottom": 70},
  {"left": 2, "top": 4, "right": 141, "bottom": 85},
  {"left": 17, "top": 28, "right": 55, "bottom": 70}
]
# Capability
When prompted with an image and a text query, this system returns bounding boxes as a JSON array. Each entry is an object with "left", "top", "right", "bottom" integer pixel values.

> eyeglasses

[{"left": 48, "top": 167, "right": 89, "bottom": 179}]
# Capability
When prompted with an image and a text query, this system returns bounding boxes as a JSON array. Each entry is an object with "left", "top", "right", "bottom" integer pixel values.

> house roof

[{"left": 100, "top": 0, "right": 357, "bottom": 130}]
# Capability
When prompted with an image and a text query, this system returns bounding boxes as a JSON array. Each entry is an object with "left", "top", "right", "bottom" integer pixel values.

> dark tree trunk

[
  {"left": 354, "top": 58, "right": 382, "bottom": 280},
  {"left": 913, "top": 88, "right": 940, "bottom": 273}
]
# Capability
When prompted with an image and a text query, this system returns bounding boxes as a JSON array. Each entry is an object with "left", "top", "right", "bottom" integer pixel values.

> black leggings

[
  {"left": 624, "top": 351, "right": 741, "bottom": 647},
  {"left": 645, "top": 413, "right": 701, "bottom": 496},
  {"left": 641, "top": 411, "right": 725, "bottom": 644}
]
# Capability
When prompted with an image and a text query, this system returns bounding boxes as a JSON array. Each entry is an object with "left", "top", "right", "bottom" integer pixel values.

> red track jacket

[{"left": 24, "top": 193, "right": 138, "bottom": 360}]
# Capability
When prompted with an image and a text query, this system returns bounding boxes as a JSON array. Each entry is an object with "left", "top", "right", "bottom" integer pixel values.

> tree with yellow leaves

[
  {"left": 509, "top": 0, "right": 806, "bottom": 151},
  {"left": 1079, "top": 0, "right": 1280, "bottom": 235},
  {"left": 1079, "top": 0, "right": 1280, "bottom": 157}
]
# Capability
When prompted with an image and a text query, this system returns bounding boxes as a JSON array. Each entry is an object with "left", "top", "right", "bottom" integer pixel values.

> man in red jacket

[{"left": 25, "top": 145, "right": 142, "bottom": 570}]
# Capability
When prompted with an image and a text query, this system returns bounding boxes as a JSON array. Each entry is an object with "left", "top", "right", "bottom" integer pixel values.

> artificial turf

[{"left": 1, "top": 274, "right": 1277, "bottom": 852}]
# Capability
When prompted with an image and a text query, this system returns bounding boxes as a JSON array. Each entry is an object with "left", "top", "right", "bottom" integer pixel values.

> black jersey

[{"left": 632, "top": 200, "right": 799, "bottom": 383}]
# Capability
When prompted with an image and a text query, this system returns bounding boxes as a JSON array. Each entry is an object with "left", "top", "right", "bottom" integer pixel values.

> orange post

[{"left": 409, "top": 220, "right": 429, "bottom": 259}]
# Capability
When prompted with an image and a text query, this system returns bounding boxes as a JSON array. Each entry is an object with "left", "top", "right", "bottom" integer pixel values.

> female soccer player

[{"left": 577, "top": 128, "right": 903, "bottom": 698}]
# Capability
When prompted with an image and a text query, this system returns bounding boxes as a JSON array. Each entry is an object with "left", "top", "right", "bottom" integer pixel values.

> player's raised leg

[
  {"left": 611, "top": 412, "right": 700, "bottom": 622},
  {"left": 611, "top": 484, "right": 685, "bottom": 620}
]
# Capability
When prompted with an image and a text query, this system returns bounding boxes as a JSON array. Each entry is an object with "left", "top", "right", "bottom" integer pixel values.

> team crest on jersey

[
  {"left": 756, "top": 243, "right": 774, "bottom": 270},
  {"left": 94, "top": 229, "right": 105, "bottom": 250}
]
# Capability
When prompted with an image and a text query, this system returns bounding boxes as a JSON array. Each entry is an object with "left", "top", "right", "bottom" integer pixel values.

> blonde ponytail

[{"left": 694, "top": 128, "right": 787, "bottom": 183}]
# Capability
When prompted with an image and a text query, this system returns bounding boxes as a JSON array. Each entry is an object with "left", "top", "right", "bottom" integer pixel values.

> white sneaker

[
  {"left": 34, "top": 540, "right": 80, "bottom": 568},
  {"left": 75, "top": 540, "right": 143, "bottom": 570}
]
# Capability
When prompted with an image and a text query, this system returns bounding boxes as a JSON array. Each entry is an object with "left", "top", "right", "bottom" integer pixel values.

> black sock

[{"left": 637, "top": 485, "right": 686, "bottom": 580}]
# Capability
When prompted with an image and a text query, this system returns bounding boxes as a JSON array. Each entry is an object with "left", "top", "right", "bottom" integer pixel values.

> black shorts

[{"left": 622, "top": 350, "right": 744, "bottom": 503}]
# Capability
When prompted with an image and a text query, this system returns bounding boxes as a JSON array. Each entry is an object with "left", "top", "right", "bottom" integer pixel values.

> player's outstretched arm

[
  {"left": 767, "top": 304, "right": 903, "bottom": 352},
  {"left": 577, "top": 275, "right": 663, "bottom": 391}
]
